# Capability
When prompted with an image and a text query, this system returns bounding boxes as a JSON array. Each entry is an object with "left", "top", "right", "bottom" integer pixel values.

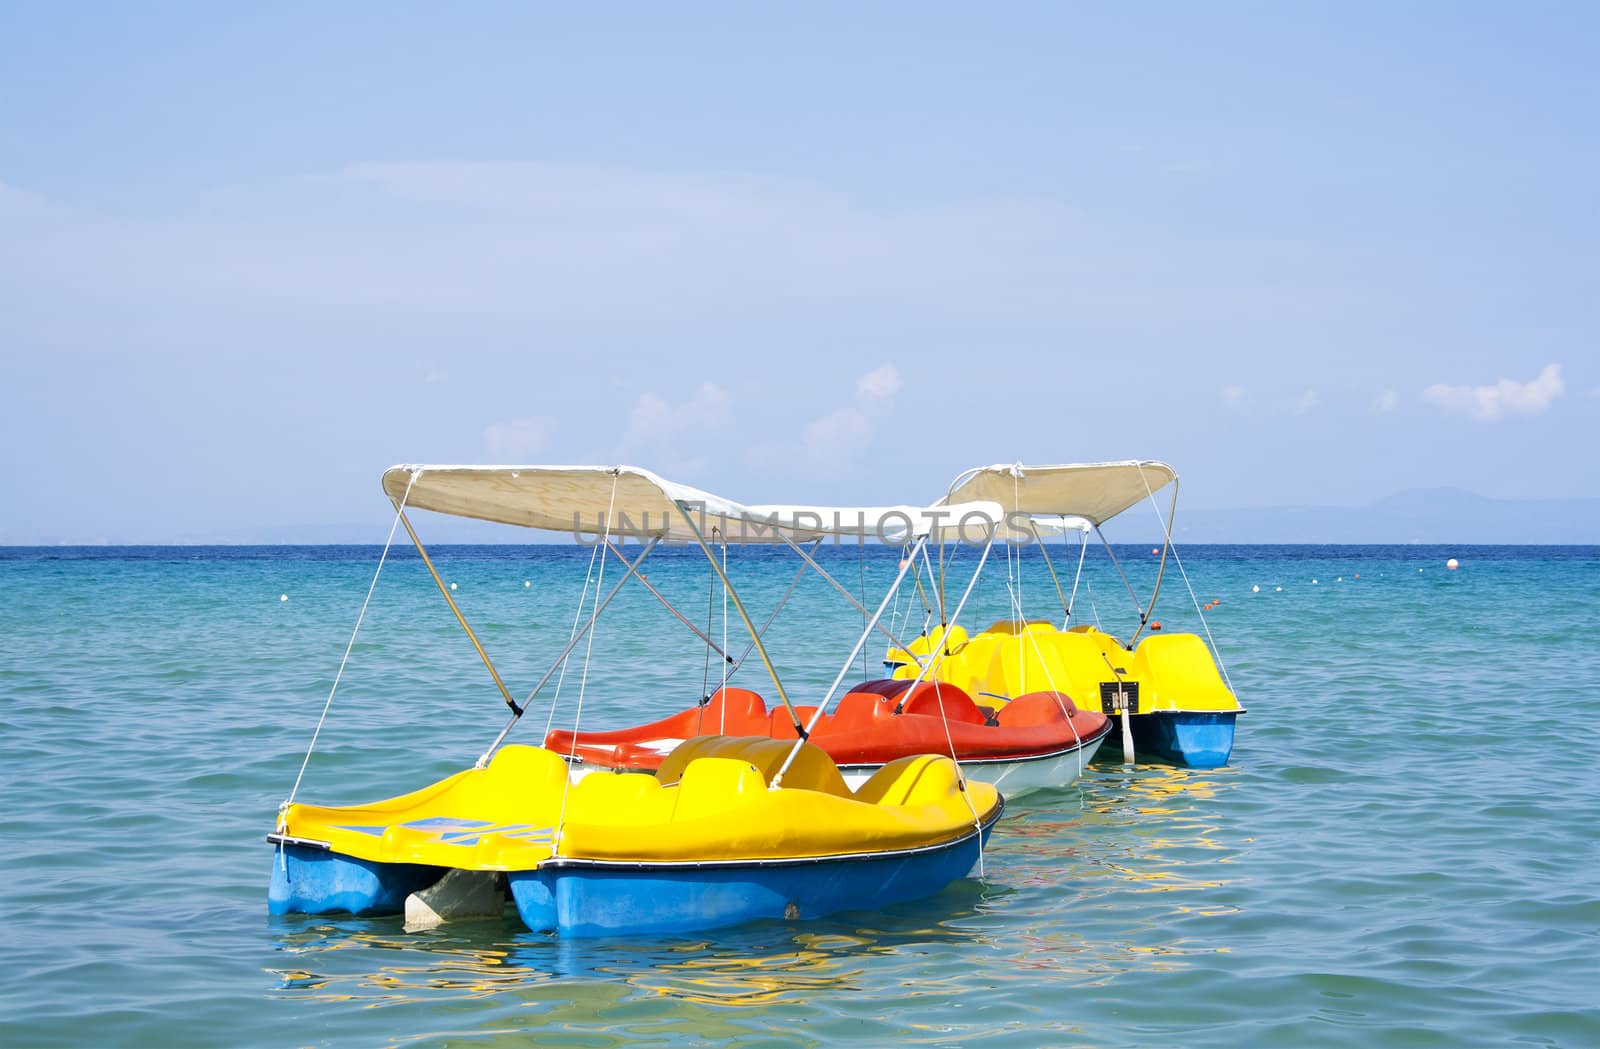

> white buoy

[
  {"left": 1252, "top": 584, "right": 1260, "bottom": 593},
  {"left": 1446, "top": 558, "right": 1459, "bottom": 570},
  {"left": 1275, "top": 586, "right": 1282, "bottom": 592},
  {"left": 450, "top": 582, "right": 458, "bottom": 591},
  {"left": 1312, "top": 578, "right": 1319, "bottom": 585},
  {"left": 1337, "top": 576, "right": 1343, "bottom": 582},
  {"left": 524, "top": 580, "right": 531, "bottom": 588},
  {"left": 280, "top": 594, "right": 288, "bottom": 602}
]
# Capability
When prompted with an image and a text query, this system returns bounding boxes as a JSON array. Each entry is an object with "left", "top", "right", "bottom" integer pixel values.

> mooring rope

[
  {"left": 279, "top": 471, "right": 417, "bottom": 829},
  {"left": 1136, "top": 470, "right": 1238, "bottom": 696},
  {"left": 554, "top": 472, "right": 619, "bottom": 849}
]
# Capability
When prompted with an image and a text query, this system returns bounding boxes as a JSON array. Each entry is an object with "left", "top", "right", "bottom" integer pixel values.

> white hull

[{"left": 839, "top": 733, "right": 1106, "bottom": 796}]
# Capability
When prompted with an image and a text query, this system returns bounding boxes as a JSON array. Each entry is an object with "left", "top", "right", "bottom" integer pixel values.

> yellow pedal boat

[{"left": 270, "top": 736, "right": 1002, "bottom": 937}]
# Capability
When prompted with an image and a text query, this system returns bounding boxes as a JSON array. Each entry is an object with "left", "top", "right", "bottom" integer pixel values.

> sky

[{"left": 2, "top": 2, "right": 1596, "bottom": 543}]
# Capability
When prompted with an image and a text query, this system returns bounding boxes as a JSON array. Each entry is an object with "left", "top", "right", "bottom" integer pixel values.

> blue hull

[
  {"left": 267, "top": 842, "right": 446, "bottom": 917},
  {"left": 1129, "top": 711, "right": 1237, "bottom": 768},
  {"left": 508, "top": 812, "right": 1000, "bottom": 938}
]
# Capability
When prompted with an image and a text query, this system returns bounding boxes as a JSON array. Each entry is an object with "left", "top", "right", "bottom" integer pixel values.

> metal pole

[
  {"left": 396, "top": 507, "right": 522, "bottom": 716},
  {"left": 1095, "top": 524, "right": 1146, "bottom": 623},
  {"left": 671, "top": 501, "right": 802, "bottom": 733},
  {"left": 602, "top": 539, "right": 732, "bottom": 664},
  {"left": 776, "top": 533, "right": 916, "bottom": 656},
  {"left": 1129, "top": 474, "right": 1179, "bottom": 645},
  {"left": 771, "top": 532, "right": 931, "bottom": 787},
  {"left": 475, "top": 536, "right": 659, "bottom": 766}
]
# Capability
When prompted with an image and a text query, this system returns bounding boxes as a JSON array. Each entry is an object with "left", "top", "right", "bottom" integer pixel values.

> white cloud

[
  {"left": 618, "top": 383, "right": 732, "bottom": 477},
  {"left": 1422, "top": 363, "right": 1565, "bottom": 421},
  {"left": 1290, "top": 389, "right": 1320, "bottom": 416},
  {"left": 855, "top": 363, "right": 902, "bottom": 402},
  {"left": 484, "top": 417, "right": 552, "bottom": 460},
  {"left": 802, "top": 363, "right": 904, "bottom": 465},
  {"left": 1371, "top": 388, "right": 1398, "bottom": 413}
]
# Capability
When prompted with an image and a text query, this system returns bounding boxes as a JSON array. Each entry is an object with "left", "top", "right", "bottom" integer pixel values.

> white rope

[
  {"left": 279, "top": 471, "right": 417, "bottom": 830},
  {"left": 1136, "top": 470, "right": 1238, "bottom": 696},
  {"left": 542, "top": 532, "right": 605, "bottom": 740},
  {"left": 1004, "top": 577, "right": 1086, "bottom": 780},
  {"left": 1063, "top": 523, "right": 1088, "bottom": 629},
  {"left": 888, "top": 544, "right": 913, "bottom": 652},
  {"left": 896, "top": 537, "right": 995, "bottom": 875},
  {"left": 555, "top": 473, "right": 619, "bottom": 849}
]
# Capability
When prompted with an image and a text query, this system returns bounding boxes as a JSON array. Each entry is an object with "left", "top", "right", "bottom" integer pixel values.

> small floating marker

[
  {"left": 1312, "top": 578, "right": 1319, "bottom": 585},
  {"left": 1151, "top": 548, "right": 1160, "bottom": 555},
  {"left": 1275, "top": 586, "right": 1282, "bottom": 592},
  {"left": 280, "top": 593, "right": 288, "bottom": 602},
  {"left": 1150, "top": 620, "right": 1162, "bottom": 630},
  {"left": 899, "top": 559, "right": 910, "bottom": 569},
  {"left": 1446, "top": 558, "right": 1459, "bottom": 570},
  {"left": 1419, "top": 568, "right": 1424, "bottom": 573},
  {"left": 1355, "top": 573, "right": 1360, "bottom": 579},
  {"left": 450, "top": 582, "right": 458, "bottom": 591},
  {"left": 524, "top": 580, "right": 531, "bottom": 588},
  {"left": 1337, "top": 576, "right": 1343, "bottom": 582},
  {"left": 1252, "top": 585, "right": 1260, "bottom": 593},
  {"left": 1213, "top": 598, "right": 1221, "bottom": 606}
]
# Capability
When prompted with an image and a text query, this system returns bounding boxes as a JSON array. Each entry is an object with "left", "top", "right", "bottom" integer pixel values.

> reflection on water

[
  {"left": 268, "top": 891, "right": 996, "bottom": 1013},
  {"left": 264, "top": 770, "right": 1244, "bottom": 1021}
]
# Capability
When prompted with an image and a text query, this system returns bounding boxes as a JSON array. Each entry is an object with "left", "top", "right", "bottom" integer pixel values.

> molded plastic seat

[{"left": 897, "top": 681, "right": 987, "bottom": 725}]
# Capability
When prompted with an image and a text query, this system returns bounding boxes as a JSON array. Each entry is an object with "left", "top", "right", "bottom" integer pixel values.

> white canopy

[
  {"left": 941, "top": 460, "right": 1176, "bottom": 528},
  {"left": 381, "top": 464, "right": 1005, "bottom": 544}
]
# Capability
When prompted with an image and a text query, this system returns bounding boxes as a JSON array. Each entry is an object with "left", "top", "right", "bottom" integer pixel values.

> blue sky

[{"left": 2, "top": 3, "right": 1596, "bottom": 542}]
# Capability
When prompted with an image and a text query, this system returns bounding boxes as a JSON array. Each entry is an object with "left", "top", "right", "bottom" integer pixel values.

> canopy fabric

[
  {"left": 381, "top": 464, "right": 1005, "bottom": 544},
  {"left": 940, "top": 461, "right": 1176, "bottom": 528}
]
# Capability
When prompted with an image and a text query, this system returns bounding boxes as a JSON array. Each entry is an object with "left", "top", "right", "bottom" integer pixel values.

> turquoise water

[{"left": 2, "top": 542, "right": 1597, "bottom": 1047}]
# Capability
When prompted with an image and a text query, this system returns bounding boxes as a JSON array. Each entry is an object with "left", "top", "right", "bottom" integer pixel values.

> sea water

[{"left": 1, "top": 543, "right": 1596, "bottom": 1048}]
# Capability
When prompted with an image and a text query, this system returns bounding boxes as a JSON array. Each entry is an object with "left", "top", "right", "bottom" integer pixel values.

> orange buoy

[
  {"left": 1446, "top": 558, "right": 1459, "bottom": 570},
  {"left": 1354, "top": 573, "right": 1360, "bottom": 579},
  {"left": 1150, "top": 620, "right": 1162, "bottom": 630},
  {"left": 1151, "top": 547, "right": 1160, "bottom": 555},
  {"left": 898, "top": 559, "right": 910, "bottom": 569}
]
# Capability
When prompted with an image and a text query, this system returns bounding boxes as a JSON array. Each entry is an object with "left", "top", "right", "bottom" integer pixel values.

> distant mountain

[{"left": 1151, "top": 487, "right": 1600, "bottom": 544}]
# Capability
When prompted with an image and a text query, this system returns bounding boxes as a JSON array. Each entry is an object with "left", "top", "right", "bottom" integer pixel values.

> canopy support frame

[
  {"left": 771, "top": 532, "right": 933, "bottom": 789},
  {"left": 396, "top": 506, "right": 522, "bottom": 717},
  {"left": 602, "top": 539, "right": 733, "bottom": 666},
  {"left": 672, "top": 500, "right": 803, "bottom": 735},
  {"left": 475, "top": 536, "right": 660, "bottom": 767},
  {"left": 775, "top": 533, "right": 918, "bottom": 659}
]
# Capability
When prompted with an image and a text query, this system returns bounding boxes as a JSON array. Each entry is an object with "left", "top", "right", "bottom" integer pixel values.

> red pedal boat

[{"left": 546, "top": 680, "right": 1110, "bottom": 794}]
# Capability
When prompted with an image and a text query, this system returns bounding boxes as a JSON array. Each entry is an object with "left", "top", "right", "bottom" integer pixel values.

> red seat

[
  {"left": 897, "top": 682, "right": 987, "bottom": 725},
  {"left": 995, "top": 691, "right": 1079, "bottom": 728},
  {"left": 832, "top": 690, "right": 896, "bottom": 729},
  {"left": 850, "top": 679, "right": 913, "bottom": 701},
  {"left": 701, "top": 687, "right": 768, "bottom": 731}
]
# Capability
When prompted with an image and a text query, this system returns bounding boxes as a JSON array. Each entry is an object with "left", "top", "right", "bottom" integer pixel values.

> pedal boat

[
  {"left": 888, "top": 620, "right": 1239, "bottom": 768},
  {"left": 269, "top": 736, "right": 1001, "bottom": 937},
  {"left": 934, "top": 461, "right": 1245, "bottom": 768},
  {"left": 545, "top": 681, "right": 1110, "bottom": 794},
  {"left": 269, "top": 463, "right": 1011, "bottom": 935}
]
